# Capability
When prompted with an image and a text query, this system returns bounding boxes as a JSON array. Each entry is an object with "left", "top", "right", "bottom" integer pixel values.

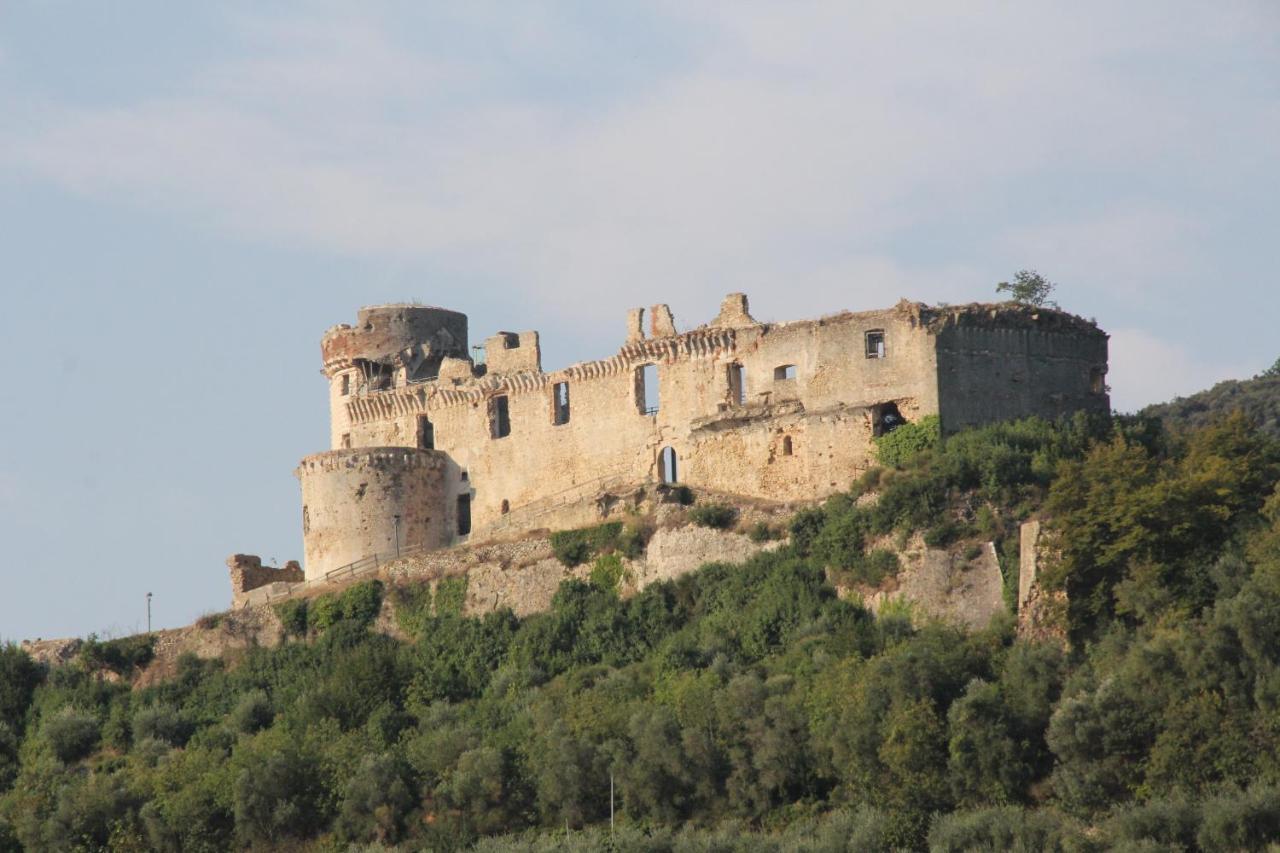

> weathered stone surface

[
  {"left": 630, "top": 525, "right": 774, "bottom": 590},
  {"left": 850, "top": 535, "right": 1007, "bottom": 630},
  {"left": 228, "top": 555, "right": 305, "bottom": 607}
]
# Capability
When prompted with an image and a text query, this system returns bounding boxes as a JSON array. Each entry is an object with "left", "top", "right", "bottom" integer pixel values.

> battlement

[{"left": 295, "top": 446, "right": 445, "bottom": 475}]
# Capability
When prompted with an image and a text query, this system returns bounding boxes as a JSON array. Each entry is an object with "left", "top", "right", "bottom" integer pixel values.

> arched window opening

[
  {"left": 774, "top": 364, "right": 797, "bottom": 381},
  {"left": 500, "top": 499, "right": 510, "bottom": 515},
  {"left": 660, "top": 446, "right": 679, "bottom": 484}
]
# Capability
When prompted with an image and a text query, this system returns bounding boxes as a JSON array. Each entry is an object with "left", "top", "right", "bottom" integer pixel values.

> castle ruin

[{"left": 280, "top": 294, "right": 1108, "bottom": 584}]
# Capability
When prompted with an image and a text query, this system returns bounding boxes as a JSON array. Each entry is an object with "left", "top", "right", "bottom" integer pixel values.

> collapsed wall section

[
  {"left": 296, "top": 447, "right": 448, "bottom": 582},
  {"left": 321, "top": 305, "right": 470, "bottom": 449}
]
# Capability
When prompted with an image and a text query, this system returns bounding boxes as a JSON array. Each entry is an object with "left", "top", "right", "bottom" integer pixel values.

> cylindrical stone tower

[
  {"left": 321, "top": 304, "right": 469, "bottom": 449},
  {"left": 296, "top": 447, "right": 448, "bottom": 581}
]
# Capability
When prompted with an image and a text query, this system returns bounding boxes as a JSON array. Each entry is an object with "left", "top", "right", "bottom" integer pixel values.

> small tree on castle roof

[{"left": 996, "top": 269, "right": 1058, "bottom": 308}]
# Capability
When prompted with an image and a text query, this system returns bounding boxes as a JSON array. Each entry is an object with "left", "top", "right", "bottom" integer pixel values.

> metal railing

[{"left": 242, "top": 542, "right": 432, "bottom": 608}]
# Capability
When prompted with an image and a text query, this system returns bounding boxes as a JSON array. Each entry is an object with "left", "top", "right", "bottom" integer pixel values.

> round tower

[
  {"left": 320, "top": 304, "right": 469, "bottom": 449},
  {"left": 296, "top": 447, "right": 448, "bottom": 581}
]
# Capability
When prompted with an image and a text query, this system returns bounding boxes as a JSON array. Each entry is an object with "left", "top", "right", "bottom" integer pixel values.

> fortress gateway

[{"left": 292, "top": 295, "right": 1108, "bottom": 582}]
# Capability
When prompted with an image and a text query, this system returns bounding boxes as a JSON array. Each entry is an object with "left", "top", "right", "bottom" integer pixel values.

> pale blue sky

[{"left": 1, "top": 2, "right": 1278, "bottom": 641}]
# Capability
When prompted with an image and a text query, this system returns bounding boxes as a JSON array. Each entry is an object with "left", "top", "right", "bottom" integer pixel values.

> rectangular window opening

[
  {"left": 489, "top": 395, "right": 511, "bottom": 439},
  {"left": 636, "top": 364, "right": 660, "bottom": 415},
  {"left": 553, "top": 381, "right": 571, "bottom": 425},
  {"left": 456, "top": 494, "right": 472, "bottom": 536},
  {"left": 340, "top": 374, "right": 350, "bottom": 396},
  {"left": 340, "top": 433, "right": 352, "bottom": 448},
  {"left": 865, "top": 330, "right": 886, "bottom": 359},
  {"left": 417, "top": 415, "right": 435, "bottom": 450},
  {"left": 774, "top": 364, "right": 797, "bottom": 381},
  {"left": 727, "top": 363, "right": 746, "bottom": 406}
]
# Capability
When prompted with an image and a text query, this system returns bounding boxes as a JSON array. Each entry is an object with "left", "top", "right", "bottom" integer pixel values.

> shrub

[
  {"left": 308, "top": 594, "right": 341, "bottom": 632},
  {"left": 45, "top": 706, "right": 100, "bottom": 763},
  {"left": 389, "top": 582, "right": 433, "bottom": 639},
  {"left": 1197, "top": 784, "right": 1280, "bottom": 852},
  {"left": 589, "top": 554, "right": 625, "bottom": 595},
  {"left": 876, "top": 414, "right": 941, "bottom": 467},
  {"left": 233, "top": 746, "right": 325, "bottom": 844},
  {"left": 688, "top": 503, "right": 736, "bottom": 530},
  {"left": 924, "top": 520, "right": 965, "bottom": 548},
  {"left": 337, "top": 754, "right": 415, "bottom": 843},
  {"left": 436, "top": 576, "right": 469, "bottom": 617},
  {"left": 79, "top": 634, "right": 155, "bottom": 675},
  {"left": 617, "top": 523, "right": 650, "bottom": 559},
  {"left": 195, "top": 612, "right": 224, "bottom": 630},
  {"left": 230, "top": 690, "right": 273, "bottom": 735},
  {"left": 550, "top": 522, "right": 625, "bottom": 567},
  {"left": 133, "top": 704, "right": 192, "bottom": 747},
  {"left": 309, "top": 581, "right": 384, "bottom": 633},
  {"left": 275, "top": 598, "right": 309, "bottom": 637},
  {"left": 929, "top": 806, "right": 1078, "bottom": 852},
  {"left": 337, "top": 580, "right": 384, "bottom": 627},
  {"left": 671, "top": 485, "right": 695, "bottom": 505},
  {"left": 0, "top": 644, "right": 42, "bottom": 727},
  {"left": 847, "top": 548, "right": 900, "bottom": 587},
  {"left": 747, "top": 521, "right": 777, "bottom": 543},
  {"left": 789, "top": 506, "right": 827, "bottom": 554}
]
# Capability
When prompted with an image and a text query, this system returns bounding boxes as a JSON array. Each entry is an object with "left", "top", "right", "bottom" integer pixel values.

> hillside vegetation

[
  {"left": 1141, "top": 358, "right": 1280, "bottom": 436},
  {"left": 5, "top": 408, "right": 1280, "bottom": 850}
]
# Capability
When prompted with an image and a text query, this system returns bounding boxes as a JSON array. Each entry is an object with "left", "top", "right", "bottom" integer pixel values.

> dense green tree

[
  {"left": 996, "top": 269, "right": 1058, "bottom": 307},
  {"left": 0, "top": 646, "right": 41, "bottom": 732}
]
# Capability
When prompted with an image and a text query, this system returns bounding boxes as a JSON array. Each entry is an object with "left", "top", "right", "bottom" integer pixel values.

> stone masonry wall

[
  {"left": 227, "top": 555, "right": 304, "bottom": 607},
  {"left": 296, "top": 447, "right": 448, "bottom": 581},
  {"left": 337, "top": 299, "right": 940, "bottom": 543}
]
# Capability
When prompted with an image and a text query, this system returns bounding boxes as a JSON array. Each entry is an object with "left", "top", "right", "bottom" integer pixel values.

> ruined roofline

[
  {"left": 919, "top": 301, "right": 1107, "bottom": 337},
  {"left": 321, "top": 303, "right": 466, "bottom": 338},
  {"left": 339, "top": 296, "right": 1106, "bottom": 425}
]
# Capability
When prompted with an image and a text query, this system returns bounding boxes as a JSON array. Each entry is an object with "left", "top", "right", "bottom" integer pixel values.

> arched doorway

[{"left": 659, "top": 446, "right": 678, "bottom": 483}]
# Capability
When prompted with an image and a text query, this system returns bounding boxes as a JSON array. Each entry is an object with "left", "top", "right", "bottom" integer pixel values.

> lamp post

[
  {"left": 146, "top": 592, "right": 152, "bottom": 634},
  {"left": 393, "top": 514, "right": 401, "bottom": 558}
]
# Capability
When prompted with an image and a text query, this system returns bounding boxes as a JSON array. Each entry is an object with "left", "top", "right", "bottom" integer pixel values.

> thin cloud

[{"left": 1, "top": 3, "right": 1276, "bottom": 329}]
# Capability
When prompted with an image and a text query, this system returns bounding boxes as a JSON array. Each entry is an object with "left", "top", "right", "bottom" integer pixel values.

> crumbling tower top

[{"left": 320, "top": 304, "right": 470, "bottom": 379}]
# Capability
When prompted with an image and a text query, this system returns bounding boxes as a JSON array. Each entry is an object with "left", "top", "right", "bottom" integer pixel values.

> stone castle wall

[
  {"left": 296, "top": 447, "right": 448, "bottom": 581},
  {"left": 333, "top": 298, "right": 942, "bottom": 542},
  {"left": 289, "top": 293, "right": 1108, "bottom": 579},
  {"left": 933, "top": 306, "right": 1110, "bottom": 430}
]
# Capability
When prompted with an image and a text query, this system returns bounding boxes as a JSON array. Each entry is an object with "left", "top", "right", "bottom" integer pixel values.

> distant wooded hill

[{"left": 1142, "top": 361, "right": 1280, "bottom": 436}]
